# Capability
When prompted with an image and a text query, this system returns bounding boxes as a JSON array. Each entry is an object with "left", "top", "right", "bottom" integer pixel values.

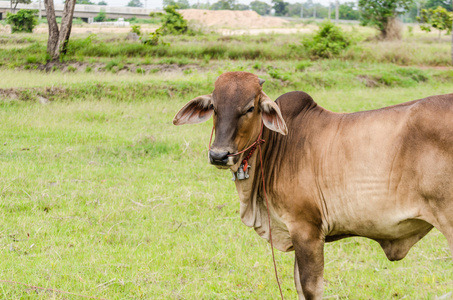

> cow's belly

[
  {"left": 324, "top": 177, "right": 430, "bottom": 240},
  {"left": 328, "top": 214, "right": 431, "bottom": 241}
]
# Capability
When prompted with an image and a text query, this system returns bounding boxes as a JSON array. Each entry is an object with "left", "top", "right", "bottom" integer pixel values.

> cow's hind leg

[
  {"left": 422, "top": 205, "right": 453, "bottom": 259},
  {"left": 435, "top": 214, "right": 453, "bottom": 259},
  {"left": 291, "top": 225, "right": 325, "bottom": 300}
]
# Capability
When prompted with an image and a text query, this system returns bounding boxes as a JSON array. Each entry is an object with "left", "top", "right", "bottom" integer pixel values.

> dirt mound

[{"left": 181, "top": 9, "right": 288, "bottom": 28}]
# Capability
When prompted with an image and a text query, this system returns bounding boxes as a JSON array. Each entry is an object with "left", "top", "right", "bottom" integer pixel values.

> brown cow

[{"left": 173, "top": 71, "right": 453, "bottom": 299}]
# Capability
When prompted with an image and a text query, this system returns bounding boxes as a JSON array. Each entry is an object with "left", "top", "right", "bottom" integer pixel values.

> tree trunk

[
  {"left": 43, "top": 0, "right": 76, "bottom": 61},
  {"left": 57, "top": 0, "right": 76, "bottom": 56},
  {"left": 383, "top": 17, "right": 402, "bottom": 40}
]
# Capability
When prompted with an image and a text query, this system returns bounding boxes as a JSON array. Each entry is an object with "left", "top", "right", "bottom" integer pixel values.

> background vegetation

[{"left": 0, "top": 15, "right": 452, "bottom": 300}]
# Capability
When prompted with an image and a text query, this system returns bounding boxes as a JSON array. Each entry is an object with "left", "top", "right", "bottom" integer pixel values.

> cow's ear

[
  {"left": 259, "top": 92, "right": 288, "bottom": 135},
  {"left": 173, "top": 95, "right": 213, "bottom": 125}
]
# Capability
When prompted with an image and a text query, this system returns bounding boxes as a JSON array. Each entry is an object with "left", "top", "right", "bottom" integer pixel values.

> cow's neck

[
  {"left": 231, "top": 127, "right": 271, "bottom": 205},
  {"left": 231, "top": 100, "right": 331, "bottom": 207}
]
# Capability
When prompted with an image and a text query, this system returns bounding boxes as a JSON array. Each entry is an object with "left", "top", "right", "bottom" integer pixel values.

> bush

[
  {"left": 94, "top": 11, "right": 107, "bottom": 22},
  {"left": 161, "top": 5, "right": 189, "bottom": 35},
  {"left": 140, "top": 28, "right": 168, "bottom": 46},
  {"left": 304, "top": 22, "right": 351, "bottom": 59},
  {"left": 131, "top": 25, "right": 142, "bottom": 36},
  {"left": 6, "top": 9, "right": 38, "bottom": 33}
]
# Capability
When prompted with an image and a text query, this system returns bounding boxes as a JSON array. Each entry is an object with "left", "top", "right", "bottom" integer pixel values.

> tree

[
  {"left": 190, "top": 2, "right": 210, "bottom": 8},
  {"left": 418, "top": 6, "right": 452, "bottom": 39},
  {"left": 127, "top": 0, "right": 143, "bottom": 7},
  {"left": 425, "top": 0, "right": 452, "bottom": 10},
  {"left": 44, "top": 0, "right": 77, "bottom": 61},
  {"left": 211, "top": 0, "right": 234, "bottom": 10},
  {"left": 76, "top": 0, "right": 95, "bottom": 4},
  {"left": 163, "top": 0, "right": 190, "bottom": 9},
  {"left": 359, "top": 0, "right": 414, "bottom": 40},
  {"left": 10, "top": 0, "right": 31, "bottom": 13},
  {"left": 98, "top": 0, "right": 107, "bottom": 4},
  {"left": 235, "top": 3, "right": 250, "bottom": 10},
  {"left": 338, "top": 2, "right": 360, "bottom": 20},
  {"left": 287, "top": 3, "right": 302, "bottom": 17},
  {"left": 6, "top": 9, "right": 37, "bottom": 33},
  {"left": 272, "top": 0, "right": 288, "bottom": 16}
]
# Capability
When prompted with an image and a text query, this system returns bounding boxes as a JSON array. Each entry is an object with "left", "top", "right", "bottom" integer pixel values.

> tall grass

[{"left": 1, "top": 30, "right": 453, "bottom": 68}]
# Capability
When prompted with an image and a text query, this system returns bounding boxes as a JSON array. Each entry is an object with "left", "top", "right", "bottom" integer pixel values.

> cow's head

[{"left": 173, "top": 72, "right": 287, "bottom": 169}]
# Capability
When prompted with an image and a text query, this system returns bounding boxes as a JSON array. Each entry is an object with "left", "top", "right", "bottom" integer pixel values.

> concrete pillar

[{"left": 335, "top": 0, "right": 339, "bottom": 23}]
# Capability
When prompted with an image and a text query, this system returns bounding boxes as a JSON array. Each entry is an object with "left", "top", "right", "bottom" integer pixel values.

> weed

[
  {"left": 26, "top": 55, "right": 38, "bottom": 64},
  {"left": 295, "top": 60, "right": 312, "bottom": 71},
  {"left": 67, "top": 65, "right": 77, "bottom": 72},
  {"left": 253, "top": 62, "right": 262, "bottom": 70},
  {"left": 203, "top": 53, "right": 212, "bottom": 64},
  {"left": 105, "top": 60, "right": 119, "bottom": 71},
  {"left": 268, "top": 67, "right": 291, "bottom": 81}
]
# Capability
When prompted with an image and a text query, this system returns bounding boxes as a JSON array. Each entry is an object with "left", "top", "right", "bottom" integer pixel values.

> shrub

[
  {"left": 140, "top": 28, "right": 168, "bottom": 46},
  {"left": 94, "top": 11, "right": 107, "bottom": 22},
  {"left": 6, "top": 9, "right": 38, "bottom": 33},
  {"left": 161, "top": 5, "right": 189, "bottom": 35},
  {"left": 304, "top": 22, "right": 351, "bottom": 59},
  {"left": 131, "top": 25, "right": 142, "bottom": 36}
]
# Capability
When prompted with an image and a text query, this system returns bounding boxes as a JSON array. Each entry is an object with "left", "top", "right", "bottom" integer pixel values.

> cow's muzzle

[{"left": 208, "top": 150, "right": 232, "bottom": 166}]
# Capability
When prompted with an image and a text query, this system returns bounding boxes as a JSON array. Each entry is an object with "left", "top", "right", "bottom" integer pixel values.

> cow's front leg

[
  {"left": 291, "top": 226, "right": 325, "bottom": 300},
  {"left": 294, "top": 258, "right": 305, "bottom": 299}
]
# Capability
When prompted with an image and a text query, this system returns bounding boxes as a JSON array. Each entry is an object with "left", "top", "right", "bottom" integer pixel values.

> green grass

[{"left": 0, "top": 68, "right": 452, "bottom": 299}]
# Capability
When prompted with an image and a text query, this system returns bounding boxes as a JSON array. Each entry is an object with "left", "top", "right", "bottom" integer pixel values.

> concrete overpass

[{"left": 0, "top": 1, "right": 163, "bottom": 22}]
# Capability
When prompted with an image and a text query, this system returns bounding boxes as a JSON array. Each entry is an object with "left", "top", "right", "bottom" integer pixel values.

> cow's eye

[
  {"left": 208, "top": 104, "right": 214, "bottom": 110},
  {"left": 246, "top": 106, "right": 255, "bottom": 114}
]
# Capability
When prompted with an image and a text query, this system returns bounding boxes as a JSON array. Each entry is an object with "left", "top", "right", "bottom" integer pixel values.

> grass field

[{"left": 1, "top": 22, "right": 453, "bottom": 299}]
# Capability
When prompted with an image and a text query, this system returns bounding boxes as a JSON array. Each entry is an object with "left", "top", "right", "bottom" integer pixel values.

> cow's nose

[{"left": 209, "top": 150, "right": 229, "bottom": 165}]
